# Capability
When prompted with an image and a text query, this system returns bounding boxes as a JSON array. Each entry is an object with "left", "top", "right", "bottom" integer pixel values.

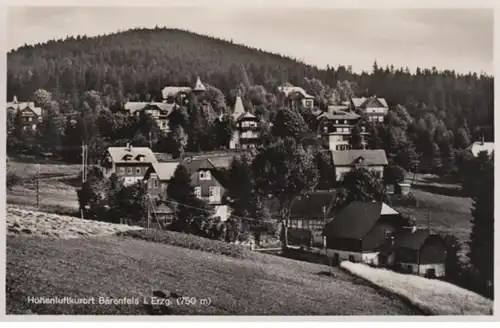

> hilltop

[{"left": 7, "top": 27, "right": 493, "bottom": 134}]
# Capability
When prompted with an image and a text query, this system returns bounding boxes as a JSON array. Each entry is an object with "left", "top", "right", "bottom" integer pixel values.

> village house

[
  {"left": 143, "top": 161, "right": 180, "bottom": 199},
  {"left": 161, "top": 76, "right": 207, "bottom": 104},
  {"left": 349, "top": 96, "right": 389, "bottom": 123},
  {"left": 6, "top": 96, "right": 43, "bottom": 130},
  {"left": 323, "top": 201, "right": 406, "bottom": 266},
  {"left": 330, "top": 149, "right": 388, "bottom": 181},
  {"left": 391, "top": 227, "right": 447, "bottom": 278},
  {"left": 122, "top": 101, "right": 176, "bottom": 132},
  {"left": 282, "top": 190, "right": 337, "bottom": 247},
  {"left": 467, "top": 138, "right": 494, "bottom": 158},
  {"left": 317, "top": 106, "right": 367, "bottom": 151},
  {"left": 277, "top": 85, "right": 315, "bottom": 110},
  {"left": 229, "top": 93, "right": 260, "bottom": 149},
  {"left": 183, "top": 158, "right": 231, "bottom": 221},
  {"left": 100, "top": 144, "right": 158, "bottom": 185}
]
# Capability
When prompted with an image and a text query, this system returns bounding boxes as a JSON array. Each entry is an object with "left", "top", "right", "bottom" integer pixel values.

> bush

[
  {"left": 117, "top": 229, "right": 253, "bottom": 259},
  {"left": 384, "top": 165, "right": 406, "bottom": 185},
  {"left": 7, "top": 171, "right": 21, "bottom": 191}
]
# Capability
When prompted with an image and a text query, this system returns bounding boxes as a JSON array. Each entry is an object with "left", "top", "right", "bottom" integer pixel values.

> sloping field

[
  {"left": 341, "top": 262, "right": 493, "bottom": 316},
  {"left": 5, "top": 209, "right": 421, "bottom": 315},
  {"left": 6, "top": 236, "right": 422, "bottom": 315},
  {"left": 6, "top": 206, "right": 143, "bottom": 239}
]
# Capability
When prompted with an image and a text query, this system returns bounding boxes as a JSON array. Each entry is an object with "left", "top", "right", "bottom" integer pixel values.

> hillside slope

[{"left": 6, "top": 235, "right": 421, "bottom": 315}]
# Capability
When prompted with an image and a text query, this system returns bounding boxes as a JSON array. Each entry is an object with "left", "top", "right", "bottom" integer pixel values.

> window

[
  {"left": 153, "top": 179, "right": 159, "bottom": 188},
  {"left": 136, "top": 167, "right": 141, "bottom": 175},
  {"left": 335, "top": 120, "right": 339, "bottom": 124},
  {"left": 127, "top": 167, "right": 132, "bottom": 175},
  {"left": 199, "top": 170, "right": 211, "bottom": 180},
  {"left": 384, "top": 229, "right": 392, "bottom": 239},
  {"left": 348, "top": 255, "right": 355, "bottom": 262},
  {"left": 378, "top": 116, "right": 384, "bottom": 122},
  {"left": 148, "top": 179, "right": 152, "bottom": 188},
  {"left": 194, "top": 187, "right": 201, "bottom": 198},
  {"left": 119, "top": 167, "right": 125, "bottom": 174},
  {"left": 209, "top": 186, "right": 220, "bottom": 202},
  {"left": 323, "top": 126, "right": 328, "bottom": 133}
]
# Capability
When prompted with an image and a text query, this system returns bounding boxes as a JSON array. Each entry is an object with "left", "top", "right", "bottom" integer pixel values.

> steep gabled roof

[
  {"left": 325, "top": 202, "right": 384, "bottom": 239},
  {"left": 193, "top": 76, "right": 206, "bottom": 92},
  {"left": 290, "top": 191, "right": 337, "bottom": 219},
  {"left": 151, "top": 162, "right": 180, "bottom": 181},
  {"left": 7, "top": 100, "right": 42, "bottom": 117},
  {"left": 317, "top": 110, "right": 360, "bottom": 121},
  {"left": 232, "top": 95, "right": 246, "bottom": 121},
  {"left": 182, "top": 158, "right": 217, "bottom": 172},
  {"left": 107, "top": 147, "right": 158, "bottom": 164},
  {"left": 393, "top": 228, "right": 431, "bottom": 250},
  {"left": 124, "top": 101, "right": 149, "bottom": 114},
  {"left": 330, "top": 149, "right": 388, "bottom": 166},
  {"left": 351, "top": 96, "right": 388, "bottom": 109}
]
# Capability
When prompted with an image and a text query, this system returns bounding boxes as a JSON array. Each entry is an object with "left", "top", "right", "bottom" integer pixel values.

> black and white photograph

[{"left": 3, "top": 2, "right": 495, "bottom": 317}]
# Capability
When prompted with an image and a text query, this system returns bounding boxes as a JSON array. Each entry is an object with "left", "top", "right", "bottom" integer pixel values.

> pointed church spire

[
  {"left": 232, "top": 93, "right": 246, "bottom": 121},
  {"left": 193, "top": 76, "right": 206, "bottom": 92}
]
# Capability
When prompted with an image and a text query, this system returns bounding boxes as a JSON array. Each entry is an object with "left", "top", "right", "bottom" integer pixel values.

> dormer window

[
  {"left": 122, "top": 154, "right": 133, "bottom": 161},
  {"left": 136, "top": 154, "right": 146, "bottom": 162},
  {"left": 199, "top": 170, "right": 211, "bottom": 180},
  {"left": 384, "top": 229, "right": 392, "bottom": 239}
]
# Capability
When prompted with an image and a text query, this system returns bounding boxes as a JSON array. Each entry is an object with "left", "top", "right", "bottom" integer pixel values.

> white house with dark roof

[
  {"left": 6, "top": 96, "right": 43, "bottom": 130},
  {"left": 468, "top": 139, "right": 494, "bottom": 158},
  {"left": 229, "top": 94, "right": 260, "bottom": 149},
  {"left": 317, "top": 108, "right": 367, "bottom": 151},
  {"left": 330, "top": 149, "right": 388, "bottom": 181},
  {"left": 101, "top": 144, "right": 158, "bottom": 185},
  {"left": 278, "top": 84, "right": 315, "bottom": 110},
  {"left": 349, "top": 96, "right": 389, "bottom": 123}
]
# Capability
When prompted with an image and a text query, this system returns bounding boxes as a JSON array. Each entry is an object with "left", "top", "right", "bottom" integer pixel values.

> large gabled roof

[
  {"left": 351, "top": 96, "right": 388, "bottom": 109},
  {"left": 324, "top": 201, "right": 398, "bottom": 240},
  {"left": 150, "top": 162, "right": 180, "bottom": 181},
  {"left": 393, "top": 228, "right": 431, "bottom": 250},
  {"left": 161, "top": 86, "right": 193, "bottom": 99},
  {"left": 106, "top": 146, "right": 158, "bottom": 164},
  {"left": 330, "top": 149, "right": 388, "bottom": 166}
]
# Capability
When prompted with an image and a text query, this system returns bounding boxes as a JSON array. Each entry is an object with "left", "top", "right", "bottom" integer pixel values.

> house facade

[
  {"left": 278, "top": 85, "right": 315, "bottom": 110},
  {"left": 317, "top": 107, "right": 367, "bottom": 151},
  {"left": 122, "top": 101, "right": 176, "bottom": 132},
  {"left": 7, "top": 96, "right": 43, "bottom": 130},
  {"left": 183, "top": 158, "right": 231, "bottom": 221},
  {"left": 101, "top": 145, "right": 158, "bottom": 185},
  {"left": 393, "top": 228, "right": 447, "bottom": 278},
  {"left": 143, "top": 162, "right": 180, "bottom": 199},
  {"left": 330, "top": 149, "right": 388, "bottom": 181},
  {"left": 350, "top": 96, "right": 389, "bottom": 123},
  {"left": 229, "top": 95, "right": 260, "bottom": 150},
  {"left": 323, "top": 202, "right": 404, "bottom": 266},
  {"left": 161, "top": 76, "right": 207, "bottom": 104},
  {"left": 282, "top": 191, "right": 337, "bottom": 247}
]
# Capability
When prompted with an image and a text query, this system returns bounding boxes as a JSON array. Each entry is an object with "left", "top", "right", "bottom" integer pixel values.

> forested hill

[{"left": 7, "top": 27, "right": 494, "bottom": 137}]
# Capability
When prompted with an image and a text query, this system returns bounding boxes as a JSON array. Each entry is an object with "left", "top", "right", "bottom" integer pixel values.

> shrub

[
  {"left": 117, "top": 229, "right": 253, "bottom": 259},
  {"left": 7, "top": 171, "right": 21, "bottom": 191}
]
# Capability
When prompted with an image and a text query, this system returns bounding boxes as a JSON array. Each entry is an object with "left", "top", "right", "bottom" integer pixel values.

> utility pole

[
  {"left": 427, "top": 210, "right": 431, "bottom": 234},
  {"left": 81, "top": 142, "right": 87, "bottom": 220},
  {"left": 36, "top": 164, "right": 40, "bottom": 209}
]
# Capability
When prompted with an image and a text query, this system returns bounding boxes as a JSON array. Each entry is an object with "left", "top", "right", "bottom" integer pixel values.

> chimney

[
  {"left": 481, "top": 134, "right": 485, "bottom": 145},
  {"left": 13, "top": 95, "right": 18, "bottom": 103},
  {"left": 411, "top": 225, "right": 417, "bottom": 234},
  {"left": 126, "top": 143, "right": 131, "bottom": 151}
]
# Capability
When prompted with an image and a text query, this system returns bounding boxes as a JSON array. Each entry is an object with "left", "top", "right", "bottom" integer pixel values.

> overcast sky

[{"left": 6, "top": 6, "right": 493, "bottom": 74}]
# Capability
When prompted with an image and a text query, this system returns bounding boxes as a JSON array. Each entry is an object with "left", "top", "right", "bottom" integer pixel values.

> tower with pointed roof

[
  {"left": 192, "top": 76, "right": 206, "bottom": 94},
  {"left": 229, "top": 91, "right": 260, "bottom": 150}
]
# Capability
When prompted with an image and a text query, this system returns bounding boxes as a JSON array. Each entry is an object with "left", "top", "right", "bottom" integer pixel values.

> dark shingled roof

[
  {"left": 325, "top": 201, "right": 385, "bottom": 240},
  {"left": 290, "top": 191, "right": 337, "bottom": 219},
  {"left": 331, "top": 149, "right": 388, "bottom": 166},
  {"left": 393, "top": 228, "right": 431, "bottom": 250}
]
